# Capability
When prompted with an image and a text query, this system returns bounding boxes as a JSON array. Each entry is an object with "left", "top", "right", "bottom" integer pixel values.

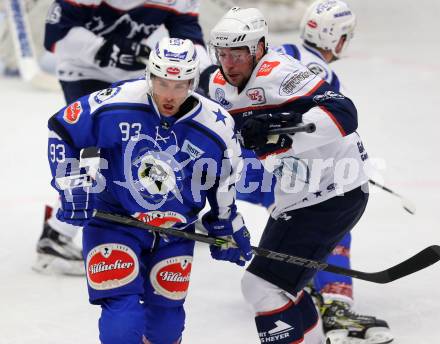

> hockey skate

[
  {"left": 32, "top": 219, "right": 85, "bottom": 276},
  {"left": 321, "top": 299, "right": 393, "bottom": 344}
]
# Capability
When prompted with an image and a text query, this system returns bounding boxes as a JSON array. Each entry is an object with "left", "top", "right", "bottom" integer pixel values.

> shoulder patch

[
  {"left": 307, "top": 62, "right": 328, "bottom": 80},
  {"left": 256, "top": 61, "right": 280, "bottom": 77},
  {"left": 213, "top": 70, "right": 226, "bottom": 85},
  {"left": 94, "top": 87, "right": 121, "bottom": 104},
  {"left": 214, "top": 88, "right": 232, "bottom": 109},
  {"left": 63, "top": 101, "right": 83, "bottom": 124}
]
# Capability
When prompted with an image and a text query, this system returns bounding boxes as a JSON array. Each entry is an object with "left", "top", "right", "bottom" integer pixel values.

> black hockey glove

[
  {"left": 95, "top": 36, "right": 151, "bottom": 71},
  {"left": 240, "top": 112, "right": 302, "bottom": 150}
]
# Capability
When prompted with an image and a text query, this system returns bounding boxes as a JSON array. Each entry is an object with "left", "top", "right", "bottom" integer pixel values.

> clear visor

[
  {"left": 147, "top": 73, "right": 197, "bottom": 98},
  {"left": 209, "top": 45, "right": 254, "bottom": 66}
]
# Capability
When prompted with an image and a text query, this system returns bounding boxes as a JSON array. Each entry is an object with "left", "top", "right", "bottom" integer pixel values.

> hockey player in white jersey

[
  {"left": 273, "top": 1, "right": 393, "bottom": 343},
  {"left": 33, "top": 0, "right": 210, "bottom": 276},
  {"left": 205, "top": 6, "right": 391, "bottom": 344}
]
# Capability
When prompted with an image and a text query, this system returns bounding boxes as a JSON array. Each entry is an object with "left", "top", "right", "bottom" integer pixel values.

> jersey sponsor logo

[
  {"left": 63, "top": 101, "right": 83, "bottom": 124},
  {"left": 307, "top": 62, "right": 328, "bottom": 80},
  {"left": 213, "top": 71, "right": 227, "bottom": 85},
  {"left": 166, "top": 67, "right": 181, "bottom": 75},
  {"left": 256, "top": 61, "right": 280, "bottom": 77},
  {"left": 246, "top": 87, "right": 266, "bottom": 105},
  {"left": 94, "top": 87, "right": 121, "bottom": 104},
  {"left": 86, "top": 244, "right": 139, "bottom": 290},
  {"left": 278, "top": 70, "right": 315, "bottom": 96},
  {"left": 259, "top": 320, "right": 294, "bottom": 343},
  {"left": 133, "top": 211, "right": 186, "bottom": 228},
  {"left": 181, "top": 139, "right": 205, "bottom": 160},
  {"left": 46, "top": 2, "right": 61, "bottom": 24},
  {"left": 164, "top": 49, "right": 188, "bottom": 60},
  {"left": 334, "top": 10, "right": 352, "bottom": 18},
  {"left": 307, "top": 20, "right": 318, "bottom": 28},
  {"left": 214, "top": 88, "right": 232, "bottom": 109},
  {"left": 150, "top": 256, "right": 193, "bottom": 300}
]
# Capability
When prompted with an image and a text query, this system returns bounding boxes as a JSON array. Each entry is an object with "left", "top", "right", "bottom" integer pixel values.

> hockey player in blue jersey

[
  {"left": 47, "top": 37, "right": 252, "bottom": 344},
  {"left": 273, "top": 1, "right": 393, "bottom": 343},
  {"left": 205, "top": 6, "right": 386, "bottom": 344},
  {"left": 35, "top": 0, "right": 211, "bottom": 275}
]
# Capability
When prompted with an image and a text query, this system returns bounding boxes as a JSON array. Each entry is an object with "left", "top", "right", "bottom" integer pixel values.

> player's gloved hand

[
  {"left": 240, "top": 112, "right": 302, "bottom": 150},
  {"left": 254, "top": 134, "right": 293, "bottom": 159},
  {"left": 56, "top": 174, "right": 94, "bottom": 227},
  {"left": 202, "top": 213, "right": 253, "bottom": 266},
  {"left": 95, "top": 36, "right": 151, "bottom": 71}
]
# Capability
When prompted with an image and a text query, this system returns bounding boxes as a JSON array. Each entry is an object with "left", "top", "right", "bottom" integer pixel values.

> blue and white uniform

[{"left": 48, "top": 78, "right": 242, "bottom": 344}]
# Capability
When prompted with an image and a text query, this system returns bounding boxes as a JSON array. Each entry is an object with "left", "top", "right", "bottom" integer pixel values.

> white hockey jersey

[
  {"left": 208, "top": 49, "right": 369, "bottom": 218},
  {"left": 275, "top": 42, "right": 343, "bottom": 93},
  {"left": 44, "top": 0, "right": 206, "bottom": 82}
]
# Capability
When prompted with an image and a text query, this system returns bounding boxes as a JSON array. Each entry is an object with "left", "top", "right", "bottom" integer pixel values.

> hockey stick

[
  {"left": 5, "top": 0, "right": 60, "bottom": 91},
  {"left": 93, "top": 210, "right": 440, "bottom": 284},
  {"left": 268, "top": 122, "right": 316, "bottom": 135},
  {"left": 368, "top": 179, "right": 416, "bottom": 215}
]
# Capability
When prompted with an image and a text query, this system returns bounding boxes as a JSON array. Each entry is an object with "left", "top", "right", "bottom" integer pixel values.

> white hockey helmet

[
  {"left": 147, "top": 37, "right": 200, "bottom": 94},
  {"left": 300, "top": 0, "right": 356, "bottom": 57},
  {"left": 209, "top": 7, "right": 268, "bottom": 57}
]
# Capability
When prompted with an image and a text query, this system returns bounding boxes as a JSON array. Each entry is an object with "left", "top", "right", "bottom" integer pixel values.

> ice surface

[{"left": 1, "top": 1, "right": 439, "bottom": 343}]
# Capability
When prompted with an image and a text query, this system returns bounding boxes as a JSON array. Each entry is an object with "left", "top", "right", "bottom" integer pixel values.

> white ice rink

[{"left": 1, "top": 1, "right": 440, "bottom": 343}]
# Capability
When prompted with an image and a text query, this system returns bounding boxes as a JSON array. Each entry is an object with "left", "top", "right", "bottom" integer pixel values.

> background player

[
  {"left": 47, "top": 37, "right": 252, "bottom": 343},
  {"left": 34, "top": 0, "right": 210, "bottom": 275}
]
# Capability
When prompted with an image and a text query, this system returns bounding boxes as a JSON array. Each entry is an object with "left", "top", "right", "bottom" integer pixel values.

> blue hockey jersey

[
  {"left": 48, "top": 78, "right": 243, "bottom": 229},
  {"left": 44, "top": 0, "right": 205, "bottom": 82}
]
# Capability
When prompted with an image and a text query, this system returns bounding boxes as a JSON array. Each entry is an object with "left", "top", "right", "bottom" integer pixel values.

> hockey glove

[
  {"left": 240, "top": 112, "right": 302, "bottom": 150},
  {"left": 95, "top": 36, "right": 151, "bottom": 71},
  {"left": 56, "top": 174, "right": 94, "bottom": 227},
  {"left": 202, "top": 213, "right": 253, "bottom": 266}
]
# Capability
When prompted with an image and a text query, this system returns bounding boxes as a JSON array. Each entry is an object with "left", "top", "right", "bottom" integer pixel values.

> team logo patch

[
  {"left": 256, "top": 61, "right": 280, "bottom": 77},
  {"left": 213, "top": 71, "right": 226, "bottom": 85},
  {"left": 150, "top": 256, "right": 193, "bottom": 300},
  {"left": 246, "top": 87, "right": 266, "bottom": 105},
  {"left": 166, "top": 67, "right": 181, "bottom": 75},
  {"left": 134, "top": 211, "right": 186, "bottom": 228},
  {"left": 86, "top": 244, "right": 139, "bottom": 290},
  {"left": 181, "top": 139, "right": 205, "bottom": 160},
  {"left": 137, "top": 154, "right": 177, "bottom": 196},
  {"left": 278, "top": 70, "right": 315, "bottom": 96},
  {"left": 63, "top": 101, "right": 82, "bottom": 124},
  {"left": 94, "top": 87, "right": 121, "bottom": 104},
  {"left": 307, "top": 62, "right": 328, "bottom": 80},
  {"left": 214, "top": 88, "right": 232, "bottom": 109}
]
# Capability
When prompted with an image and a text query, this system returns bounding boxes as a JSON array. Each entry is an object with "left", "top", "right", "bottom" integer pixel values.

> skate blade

[
  {"left": 32, "top": 253, "right": 85, "bottom": 276},
  {"left": 326, "top": 328, "right": 393, "bottom": 344}
]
